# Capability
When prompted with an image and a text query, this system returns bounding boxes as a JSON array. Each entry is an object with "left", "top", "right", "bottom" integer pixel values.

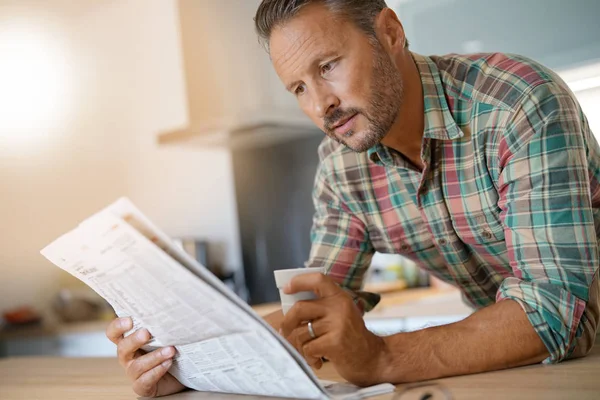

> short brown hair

[{"left": 254, "top": 0, "right": 407, "bottom": 50}]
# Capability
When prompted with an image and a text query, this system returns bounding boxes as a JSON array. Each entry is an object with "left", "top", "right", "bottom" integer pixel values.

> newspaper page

[
  {"left": 99, "top": 199, "right": 329, "bottom": 388},
  {"left": 41, "top": 205, "right": 325, "bottom": 399},
  {"left": 41, "top": 198, "right": 395, "bottom": 399}
]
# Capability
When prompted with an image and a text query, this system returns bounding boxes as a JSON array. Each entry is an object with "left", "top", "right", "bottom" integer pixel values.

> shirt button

[
  {"left": 400, "top": 244, "right": 411, "bottom": 252},
  {"left": 421, "top": 188, "right": 428, "bottom": 196},
  {"left": 438, "top": 238, "right": 448, "bottom": 246},
  {"left": 482, "top": 231, "right": 493, "bottom": 240}
]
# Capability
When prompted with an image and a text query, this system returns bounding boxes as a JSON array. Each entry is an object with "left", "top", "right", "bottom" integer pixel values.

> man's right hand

[
  {"left": 263, "top": 308, "right": 323, "bottom": 370},
  {"left": 106, "top": 317, "right": 186, "bottom": 398}
]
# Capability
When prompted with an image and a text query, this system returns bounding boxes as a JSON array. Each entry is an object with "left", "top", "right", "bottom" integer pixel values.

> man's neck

[{"left": 380, "top": 51, "right": 425, "bottom": 171}]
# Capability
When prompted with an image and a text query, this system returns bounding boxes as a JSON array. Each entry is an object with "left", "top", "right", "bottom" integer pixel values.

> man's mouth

[{"left": 332, "top": 113, "right": 358, "bottom": 136}]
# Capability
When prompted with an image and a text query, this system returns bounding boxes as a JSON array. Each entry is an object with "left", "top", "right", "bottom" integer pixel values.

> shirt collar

[
  {"left": 367, "top": 53, "right": 463, "bottom": 164},
  {"left": 413, "top": 53, "right": 463, "bottom": 141}
]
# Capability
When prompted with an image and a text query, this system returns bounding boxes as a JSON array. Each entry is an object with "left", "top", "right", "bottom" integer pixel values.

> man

[{"left": 106, "top": 0, "right": 600, "bottom": 397}]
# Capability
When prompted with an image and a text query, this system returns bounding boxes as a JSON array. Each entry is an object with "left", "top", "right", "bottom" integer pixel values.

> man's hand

[
  {"left": 263, "top": 309, "right": 284, "bottom": 331},
  {"left": 279, "top": 273, "right": 389, "bottom": 387},
  {"left": 106, "top": 318, "right": 186, "bottom": 397}
]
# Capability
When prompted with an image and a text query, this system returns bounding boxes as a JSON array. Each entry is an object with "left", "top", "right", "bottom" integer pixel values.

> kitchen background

[{"left": 1, "top": 0, "right": 599, "bottom": 357}]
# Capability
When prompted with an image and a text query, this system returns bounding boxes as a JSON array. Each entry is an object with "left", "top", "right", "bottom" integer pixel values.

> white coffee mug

[{"left": 273, "top": 267, "right": 325, "bottom": 315}]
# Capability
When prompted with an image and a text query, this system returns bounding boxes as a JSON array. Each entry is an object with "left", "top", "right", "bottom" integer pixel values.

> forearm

[{"left": 378, "top": 299, "right": 549, "bottom": 383}]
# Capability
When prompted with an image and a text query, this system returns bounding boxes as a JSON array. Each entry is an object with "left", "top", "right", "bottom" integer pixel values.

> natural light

[
  {"left": 0, "top": 20, "right": 71, "bottom": 147},
  {"left": 560, "top": 62, "right": 600, "bottom": 139}
]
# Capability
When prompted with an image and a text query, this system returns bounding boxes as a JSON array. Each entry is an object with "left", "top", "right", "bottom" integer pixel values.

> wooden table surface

[{"left": 0, "top": 344, "right": 598, "bottom": 400}]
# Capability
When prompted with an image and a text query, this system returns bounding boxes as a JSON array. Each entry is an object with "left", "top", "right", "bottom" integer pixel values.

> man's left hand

[{"left": 280, "top": 273, "right": 389, "bottom": 387}]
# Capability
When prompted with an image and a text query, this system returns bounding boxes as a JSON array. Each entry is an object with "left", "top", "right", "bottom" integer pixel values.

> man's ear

[{"left": 374, "top": 8, "right": 406, "bottom": 53}]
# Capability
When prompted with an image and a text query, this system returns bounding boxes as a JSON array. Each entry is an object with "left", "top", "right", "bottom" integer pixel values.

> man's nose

[{"left": 312, "top": 84, "right": 340, "bottom": 120}]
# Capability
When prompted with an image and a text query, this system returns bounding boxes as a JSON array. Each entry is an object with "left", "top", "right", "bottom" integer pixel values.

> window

[
  {"left": 575, "top": 87, "right": 600, "bottom": 138},
  {"left": 559, "top": 62, "right": 600, "bottom": 139}
]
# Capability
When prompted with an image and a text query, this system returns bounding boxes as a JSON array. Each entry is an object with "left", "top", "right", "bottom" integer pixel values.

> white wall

[
  {"left": 0, "top": 0, "right": 128, "bottom": 311},
  {"left": 0, "top": 0, "right": 242, "bottom": 312},
  {"left": 76, "top": 0, "right": 242, "bottom": 272}
]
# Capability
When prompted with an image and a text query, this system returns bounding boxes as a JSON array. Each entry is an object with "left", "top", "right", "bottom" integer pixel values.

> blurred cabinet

[
  {"left": 0, "top": 331, "right": 115, "bottom": 358},
  {"left": 390, "top": 0, "right": 600, "bottom": 70},
  {"left": 233, "top": 135, "right": 323, "bottom": 305}
]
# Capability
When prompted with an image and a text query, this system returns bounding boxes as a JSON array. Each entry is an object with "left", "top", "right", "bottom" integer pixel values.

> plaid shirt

[{"left": 306, "top": 52, "right": 600, "bottom": 363}]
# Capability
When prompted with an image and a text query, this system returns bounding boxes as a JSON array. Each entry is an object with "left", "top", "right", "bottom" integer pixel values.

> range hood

[
  {"left": 158, "top": 111, "right": 321, "bottom": 150},
  {"left": 157, "top": 0, "right": 321, "bottom": 149}
]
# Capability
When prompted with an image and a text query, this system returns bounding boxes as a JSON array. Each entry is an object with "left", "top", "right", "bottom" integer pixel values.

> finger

[
  {"left": 288, "top": 325, "right": 323, "bottom": 370},
  {"left": 286, "top": 325, "right": 304, "bottom": 355},
  {"left": 155, "top": 370, "right": 186, "bottom": 398},
  {"left": 280, "top": 301, "right": 326, "bottom": 337},
  {"left": 284, "top": 273, "right": 341, "bottom": 298},
  {"left": 117, "top": 328, "right": 151, "bottom": 367},
  {"left": 127, "top": 346, "right": 176, "bottom": 381},
  {"left": 106, "top": 317, "right": 133, "bottom": 344},
  {"left": 310, "top": 357, "right": 324, "bottom": 370},
  {"left": 303, "top": 335, "right": 329, "bottom": 361},
  {"left": 132, "top": 358, "right": 173, "bottom": 398},
  {"left": 303, "top": 352, "right": 323, "bottom": 370},
  {"left": 296, "top": 321, "right": 326, "bottom": 370},
  {"left": 293, "top": 320, "right": 326, "bottom": 348}
]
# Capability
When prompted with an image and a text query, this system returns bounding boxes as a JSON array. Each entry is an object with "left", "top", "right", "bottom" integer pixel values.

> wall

[
  {"left": 0, "top": 0, "right": 129, "bottom": 312},
  {"left": 77, "top": 0, "right": 242, "bottom": 273},
  {"left": 0, "top": 0, "right": 242, "bottom": 313},
  {"left": 390, "top": 0, "right": 600, "bottom": 70}
]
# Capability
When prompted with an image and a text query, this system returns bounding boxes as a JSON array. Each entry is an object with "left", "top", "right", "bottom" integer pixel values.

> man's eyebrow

[{"left": 284, "top": 50, "right": 339, "bottom": 92}]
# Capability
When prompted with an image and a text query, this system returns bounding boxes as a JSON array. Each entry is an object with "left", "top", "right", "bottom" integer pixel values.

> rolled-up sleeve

[
  {"left": 496, "top": 82, "right": 599, "bottom": 363},
  {"left": 305, "top": 144, "right": 380, "bottom": 313}
]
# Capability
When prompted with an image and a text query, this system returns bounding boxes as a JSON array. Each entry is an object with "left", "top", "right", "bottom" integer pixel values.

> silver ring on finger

[{"left": 308, "top": 321, "right": 317, "bottom": 339}]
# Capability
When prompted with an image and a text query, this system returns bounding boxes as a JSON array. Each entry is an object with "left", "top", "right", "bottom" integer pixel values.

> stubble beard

[{"left": 325, "top": 40, "right": 404, "bottom": 153}]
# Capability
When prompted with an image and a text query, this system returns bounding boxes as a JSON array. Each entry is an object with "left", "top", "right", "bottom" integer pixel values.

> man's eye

[
  {"left": 294, "top": 85, "right": 305, "bottom": 95},
  {"left": 321, "top": 62, "right": 334, "bottom": 75}
]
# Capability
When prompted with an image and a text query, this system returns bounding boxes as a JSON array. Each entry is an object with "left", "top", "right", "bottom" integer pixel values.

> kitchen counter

[{"left": 1, "top": 345, "right": 599, "bottom": 400}]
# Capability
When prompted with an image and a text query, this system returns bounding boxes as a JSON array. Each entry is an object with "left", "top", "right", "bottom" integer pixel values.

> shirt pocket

[{"left": 451, "top": 210, "right": 505, "bottom": 245}]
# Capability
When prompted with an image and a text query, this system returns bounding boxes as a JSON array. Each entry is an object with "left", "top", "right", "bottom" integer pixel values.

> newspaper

[{"left": 41, "top": 198, "right": 395, "bottom": 399}]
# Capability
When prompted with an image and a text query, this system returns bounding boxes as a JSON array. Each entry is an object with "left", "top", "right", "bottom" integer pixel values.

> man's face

[{"left": 269, "top": 4, "right": 404, "bottom": 153}]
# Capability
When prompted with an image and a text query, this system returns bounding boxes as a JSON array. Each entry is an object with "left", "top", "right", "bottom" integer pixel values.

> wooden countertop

[{"left": 0, "top": 345, "right": 599, "bottom": 400}]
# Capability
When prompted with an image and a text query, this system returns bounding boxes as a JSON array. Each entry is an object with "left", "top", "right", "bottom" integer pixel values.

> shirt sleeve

[
  {"left": 304, "top": 148, "right": 380, "bottom": 313},
  {"left": 496, "top": 81, "right": 599, "bottom": 363}
]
